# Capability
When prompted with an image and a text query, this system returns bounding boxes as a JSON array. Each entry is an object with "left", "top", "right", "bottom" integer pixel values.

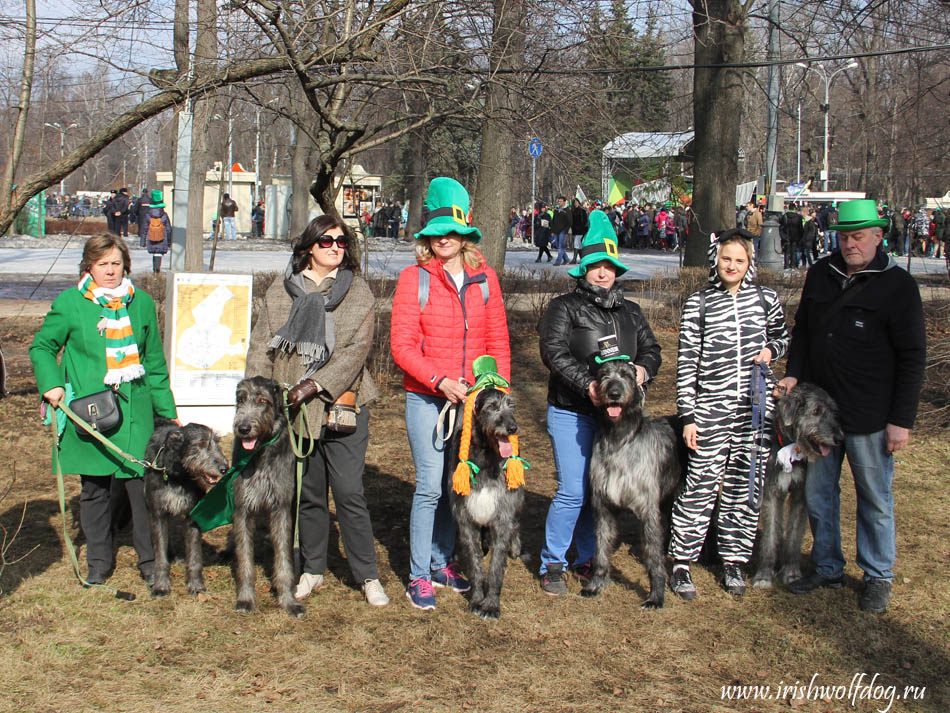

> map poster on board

[{"left": 166, "top": 273, "right": 253, "bottom": 406}]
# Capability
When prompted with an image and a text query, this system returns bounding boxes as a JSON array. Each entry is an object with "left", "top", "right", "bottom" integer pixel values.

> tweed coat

[{"left": 244, "top": 270, "right": 379, "bottom": 437}]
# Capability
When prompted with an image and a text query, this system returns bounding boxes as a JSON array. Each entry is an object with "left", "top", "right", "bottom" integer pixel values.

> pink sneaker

[{"left": 431, "top": 563, "right": 471, "bottom": 593}]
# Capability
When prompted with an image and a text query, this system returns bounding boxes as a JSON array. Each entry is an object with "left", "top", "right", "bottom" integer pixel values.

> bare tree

[
  {"left": 686, "top": 0, "right": 754, "bottom": 267},
  {"left": 0, "top": 0, "right": 36, "bottom": 220}
]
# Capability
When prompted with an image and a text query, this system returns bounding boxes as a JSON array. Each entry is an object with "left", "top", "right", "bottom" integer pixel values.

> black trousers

[
  {"left": 114, "top": 215, "right": 129, "bottom": 236},
  {"left": 79, "top": 475, "right": 154, "bottom": 576},
  {"left": 298, "top": 407, "right": 378, "bottom": 582}
]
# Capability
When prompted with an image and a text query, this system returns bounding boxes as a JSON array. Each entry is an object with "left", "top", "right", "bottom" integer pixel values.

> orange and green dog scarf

[
  {"left": 78, "top": 274, "right": 145, "bottom": 385},
  {"left": 451, "top": 355, "right": 530, "bottom": 496}
]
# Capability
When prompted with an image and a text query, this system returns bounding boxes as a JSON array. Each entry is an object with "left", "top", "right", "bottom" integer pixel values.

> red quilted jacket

[{"left": 391, "top": 256, "right": 510, "bottom": 395}]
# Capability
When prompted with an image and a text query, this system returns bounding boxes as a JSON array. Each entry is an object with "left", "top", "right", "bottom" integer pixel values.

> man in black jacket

[
  {"left": 777, "top": 200, "right": 926, "bottom": 613},
  {"left": 112, "top": 187, "right": 130, "bottom": 237}
]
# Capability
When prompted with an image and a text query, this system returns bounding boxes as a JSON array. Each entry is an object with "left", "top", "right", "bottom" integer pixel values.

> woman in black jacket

[
  {"left": 570, "top": 198, "right": 589, "bottom": 264},
  {"left": 536, "top": 210, "right": 662, "bottom": 595}
]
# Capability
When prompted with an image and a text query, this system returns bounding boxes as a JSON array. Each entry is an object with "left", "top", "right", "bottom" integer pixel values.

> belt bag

[
  {"left": 326, "top": 390, "right": 358, "bottom": 434},
  {"left": 71, "top": 386, "right": 126, "bottom": 439}
]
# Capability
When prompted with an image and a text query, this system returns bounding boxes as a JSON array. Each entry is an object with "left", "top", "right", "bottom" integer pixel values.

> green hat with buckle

[
  {"left": 414, "top": 177, "right": 482, "bottom": 242},
  {"left": 149, "top": 189, "right": 165, "bottom": 208},
  {"left": 568, "top": 210, "right": 628, "bottom": 278},
  {"left": 829, "top": 199, "right": 889, "bottom": 231}
]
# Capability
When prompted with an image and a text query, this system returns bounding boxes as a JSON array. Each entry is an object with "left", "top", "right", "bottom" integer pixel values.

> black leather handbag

[{"left": 71, "top": 387, "right": 125, "bottom": 439}]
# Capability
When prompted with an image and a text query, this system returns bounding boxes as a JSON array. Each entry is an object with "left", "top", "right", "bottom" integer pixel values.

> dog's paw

[
  {"left": 750, "top": 574, "right": 774, "bottom": 589},
  {"left": 779, "top": 568, "right": 803, "bottom": 586},
  {"left": 150, "top": 583, "right": 171, "bottom": 599},
  {"left": 284, "top": 601, "right": 307, "bottom": 619},
  {"left": 234, "top": 599, "right": 254, "bottom": 613},
  {"left": 641, "top": 597, "right": 664, "bottom": 610},
  {"left": 186, "top": 580, "right": 207, "bottom": 595},
  {"left": 579, "top": 587, "right": 601, "bottom": 598},
  {"left": 477, "top": 606, "right": 500, "bottom": 621}
]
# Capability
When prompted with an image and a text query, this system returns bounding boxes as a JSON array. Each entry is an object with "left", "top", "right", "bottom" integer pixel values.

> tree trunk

[
  {"left": 0, "top": 0, "right": 36, "bottom": 218},
  {"left": 185, "top": 0, "right": 218, "bottom": 271},
  {"left": 290, "top": 123, "right": 315, "bottom": 239},
  {"left": 168, "top": 0, "right": 189, "bottom": 170},
  {"left": 471, "top": 0, "right": 525, "bottom": 276},
  {"left": 686, "top": 0, "right": 747, "bottom": 267},
  {"left": 404, "top": 127, "right": 430, "bottom": 240}
]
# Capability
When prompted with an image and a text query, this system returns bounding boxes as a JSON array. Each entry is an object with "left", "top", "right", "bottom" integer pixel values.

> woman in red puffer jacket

[{"left": 391, "top": 177, "right": 510, "bottom": 611}]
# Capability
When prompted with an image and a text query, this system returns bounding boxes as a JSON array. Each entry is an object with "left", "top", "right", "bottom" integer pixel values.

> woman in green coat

[{"left": 30, "top": 235, "right": 179, "bottom": 585}]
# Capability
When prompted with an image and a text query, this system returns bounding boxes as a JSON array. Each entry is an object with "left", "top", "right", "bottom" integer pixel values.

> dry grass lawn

[{"left": 0, "top": 287, "right": 948, "bottom": 713}]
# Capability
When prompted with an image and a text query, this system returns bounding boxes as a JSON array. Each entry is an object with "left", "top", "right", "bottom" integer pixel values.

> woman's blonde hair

[
  {"left": 414, "top": 236, "right": 484, "bottom": 269},
  {"left": 718, "top": 234, "right": 755, "bottom": 263},
  {"left": 80, "top": 234, "right": 132, "bottom": 277}
]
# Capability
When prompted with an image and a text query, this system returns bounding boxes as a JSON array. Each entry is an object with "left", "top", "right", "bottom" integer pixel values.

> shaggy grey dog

[
  {"left": 582, "top": 360, "right": 686, "bottom": 609},
  {"left": 449, "top": 387, "right": 524, "bottom": 620},
  {"left": 751, "top": 382, "right": 843, "bottom": 588},
  {"left": 231, "top": 376, "right": 305, "bottom": 618},
  {"left": 145, "top": 419, "right": 228, "bottom": 598}
]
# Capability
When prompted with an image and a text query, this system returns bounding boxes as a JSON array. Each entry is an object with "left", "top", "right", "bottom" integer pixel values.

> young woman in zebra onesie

[{"left": 669, "top": 228, "right": 789, "bottom": 599}]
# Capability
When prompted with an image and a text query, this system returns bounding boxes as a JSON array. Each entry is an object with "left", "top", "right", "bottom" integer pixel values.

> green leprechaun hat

[
  {"left": 829, "top": 199, "right": 889, "bottom": 231},
  {"left": 150, "top": 189, "right": 165, "bottom": 208},
  {"left": 568, "top": 210, "right": 629, "bottom": 278},
  {"left": 414, "top": 177, "right": 482, "bottom": 242}
]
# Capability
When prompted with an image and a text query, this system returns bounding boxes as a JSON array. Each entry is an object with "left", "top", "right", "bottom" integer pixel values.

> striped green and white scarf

[{"left": 78, "top": 273, "right": 146, "bottom": 385}]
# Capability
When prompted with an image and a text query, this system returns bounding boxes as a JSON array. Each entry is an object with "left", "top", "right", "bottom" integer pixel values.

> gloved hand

[{"left": 287, "top": 379, "right": 320, "bottom": 409}]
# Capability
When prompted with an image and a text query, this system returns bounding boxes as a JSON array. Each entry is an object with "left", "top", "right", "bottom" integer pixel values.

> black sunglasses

[{"left": 316, "top": 234, "right": 347, "bottom": 249}]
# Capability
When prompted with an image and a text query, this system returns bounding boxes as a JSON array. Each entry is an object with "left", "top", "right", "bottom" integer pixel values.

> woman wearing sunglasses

[{"left": 245, "top": 214, "right": 389, "bottom": 607}]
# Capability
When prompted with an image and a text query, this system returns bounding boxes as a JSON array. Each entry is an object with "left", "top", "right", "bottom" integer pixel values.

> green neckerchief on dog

[{"left": 190, "top": 432, "right": 281, "bottom": 532}]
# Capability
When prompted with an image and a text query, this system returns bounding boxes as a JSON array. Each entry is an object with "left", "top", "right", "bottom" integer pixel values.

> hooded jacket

[
  {"left": 391, "top": 254, "right": 510, "bottom": 395},
  {"left": 785, "top": 250, "right": 925, "bottom": 433},
  {"left": 539, "top": 280, "right": 661, "bottom": 416},
  {"left": 676, "top": 236, "right": 789, "bottom": 425}
]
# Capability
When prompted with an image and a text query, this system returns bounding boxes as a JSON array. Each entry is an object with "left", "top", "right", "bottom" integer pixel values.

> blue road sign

[{"left": 528, "top": 138, "right": 543, "bottom": 158}]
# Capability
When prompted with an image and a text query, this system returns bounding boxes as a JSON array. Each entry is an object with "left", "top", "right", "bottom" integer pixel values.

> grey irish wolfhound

[
  {"left": 144, "top": 419, "right": 228, "bottom": 598},
  {"left": 231, "top": 376, "right": 305, "bottom": 618},
  {"left": 751, "top": 382, "right": 843, "bottom": 588},
  {"left": 582, "top": 360, "right": 686, "bottom": 609},
  {"left": 449, "top": 387, "right": 524, "bottom": 620}
]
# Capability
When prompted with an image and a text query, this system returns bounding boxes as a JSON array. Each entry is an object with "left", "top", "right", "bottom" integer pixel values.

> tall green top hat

[
  {"left": 829, "top": 199, "right": 889, "bottom": 231},
  {"left": 149, "top": 189, "right": 165, "bottom": 208},
  {"left": 414, "top": 177, "right": 482, "bottom": 243},
  {"left": 568, "top": 210, "right": 628, "bottom": 278}
]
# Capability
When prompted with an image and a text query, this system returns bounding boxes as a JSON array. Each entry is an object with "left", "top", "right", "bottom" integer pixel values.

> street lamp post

[
  {"left": 44, "top": 121, "right": 79, "bottom": 195},
  {"left": 796, "top": 60, "right": 859, "bottom": 192}
]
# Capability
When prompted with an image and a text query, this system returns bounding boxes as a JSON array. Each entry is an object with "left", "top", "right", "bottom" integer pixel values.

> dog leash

[
  {"left": 47, "top": 415, "right": 136, "bottom": 600},
  {"left": 436, "top": 400, "right": 460, "bottom": 443},
  {"left": 55, "top": 401, "right": 167, "bottom": 474},
  {"left": 748, "top": 361, "right": 772, "bottom": 511},
  {"left": 282, "top": 390, "right": 315, "bottom": 552}
]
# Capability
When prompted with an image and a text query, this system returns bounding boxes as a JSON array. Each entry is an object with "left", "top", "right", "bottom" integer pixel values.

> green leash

[
  {"left": 48, "top": 414, "right": 136, "bottom": 600},
  {"left": 283, "top": 391, "right": 315, "bottom": 551}
]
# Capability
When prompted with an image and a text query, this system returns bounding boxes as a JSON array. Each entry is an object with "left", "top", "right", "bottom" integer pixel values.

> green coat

[{"left": 30, "top": 286, "right": 178, "bottom": 477}]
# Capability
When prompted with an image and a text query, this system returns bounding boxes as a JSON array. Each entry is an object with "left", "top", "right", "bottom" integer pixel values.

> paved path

[{"left": 1, "top": 240, "right": 945, "bottom": 301}]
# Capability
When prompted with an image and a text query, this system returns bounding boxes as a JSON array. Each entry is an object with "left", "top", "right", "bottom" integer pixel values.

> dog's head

[
  {"left": 162, "top": 424, "right": 228, "bottom": 491},
  {"left": 472, "top": 387, "right": 519, "bottom": 459},
  {"left": 233, "top": 376, "right": 286, "bottom": 451},
  {"left": 593, "top": 359, "right": 643, "bottom": 424},
  {"left": 775, "top": 383, "right": 844, "bottom": 460}
]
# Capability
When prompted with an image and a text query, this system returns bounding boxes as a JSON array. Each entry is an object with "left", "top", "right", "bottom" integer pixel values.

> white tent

[{"left": 601, "top": 131, "right": 694, "bottom": 203}]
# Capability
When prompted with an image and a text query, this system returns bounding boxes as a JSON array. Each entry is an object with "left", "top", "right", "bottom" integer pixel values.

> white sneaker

[
  {"left": 362, "top": 578, "right": 389, "bottom": 607},
  {"left": 294, "top": 572, "right": 325, "bottom": 601}
]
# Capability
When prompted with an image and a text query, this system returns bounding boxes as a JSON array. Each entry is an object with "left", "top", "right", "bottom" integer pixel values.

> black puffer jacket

[{"left": 539, "top": 280, "right": 662, "bottom": 416}]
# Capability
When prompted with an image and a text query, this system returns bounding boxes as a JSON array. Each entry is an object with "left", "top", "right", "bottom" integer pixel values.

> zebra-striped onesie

[{"left": 669, "top": 253, "right": 789, "bottom": 565}]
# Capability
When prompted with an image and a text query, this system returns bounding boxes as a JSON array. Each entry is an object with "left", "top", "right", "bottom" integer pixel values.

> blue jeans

[
  {"left": 405, "top": 391, "right": 456, "bottom": 581},
  {"left": 805, "top": 429, "right": 895, "bottom": 582},
  {"left": 554, "top": 231, "right": 569, "bottom": 264},
  {"left": 540, "top": 406, "right": 597, "bottom": 574},
  {"left": 825, "top": 229, "right": 838, "bottom": 252},
  {"left": 223, "top": 216, "right": 237, "bottom": 240}
]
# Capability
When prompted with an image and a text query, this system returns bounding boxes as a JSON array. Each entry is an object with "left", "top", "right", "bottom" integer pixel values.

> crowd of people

[
  {"left": 31, "top": 178, "right": 925, "bottom": 615},
  {"left": 509, "top": 198, "right": 692, "bottom": 265},
  {"left": 737, "top": 200, "right": 948, "bottom": 269}
]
